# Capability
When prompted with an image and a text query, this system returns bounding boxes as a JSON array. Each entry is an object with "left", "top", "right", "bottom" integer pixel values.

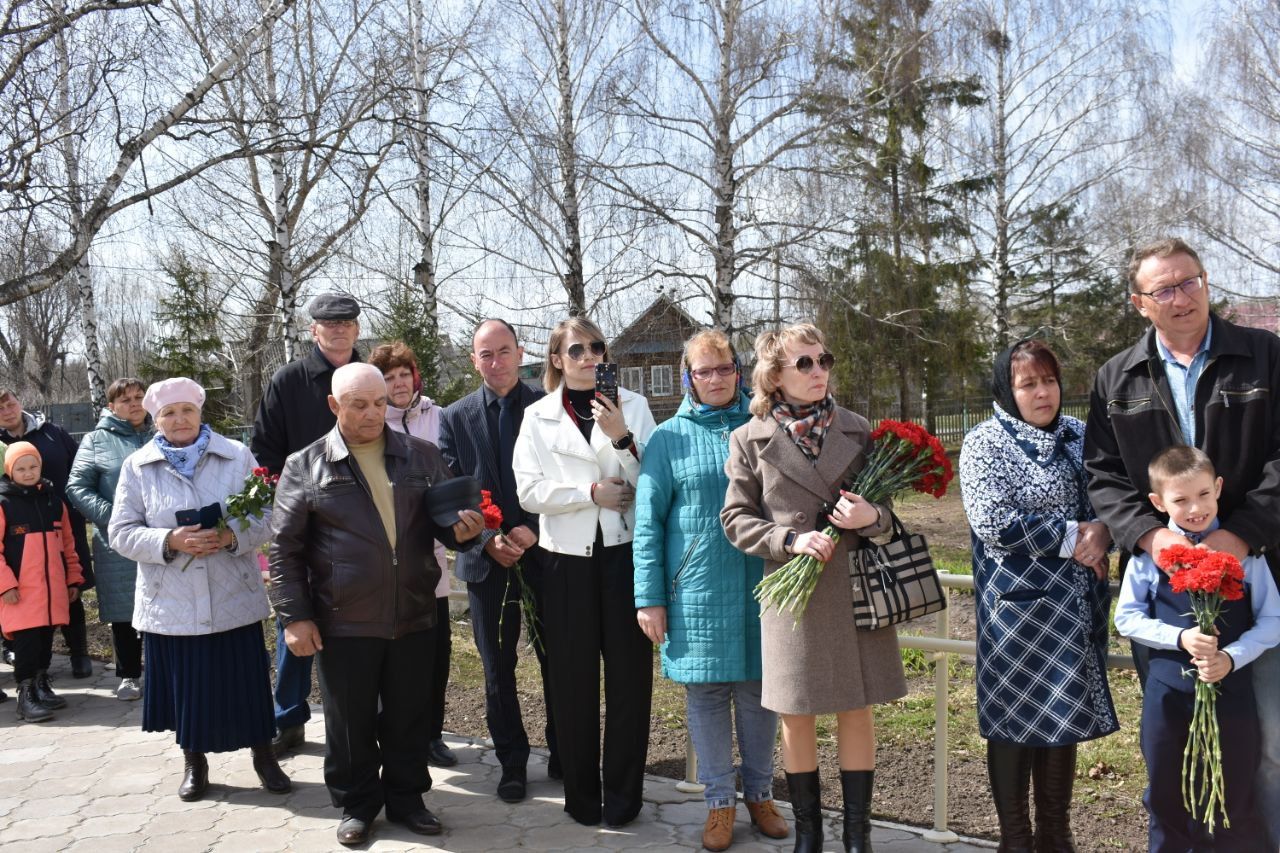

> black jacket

[
  {"left": 1083, "top": 313, "right": 1280, "bottom": 582},
  {"left": 1, "top": 412, "right": 93, "bottom": 586},
  {"left": 250, "top": 345, "right": 361, "bottom": 475},
  {"left": 268, "top": 425, "right": 476, "bottom": 639}
]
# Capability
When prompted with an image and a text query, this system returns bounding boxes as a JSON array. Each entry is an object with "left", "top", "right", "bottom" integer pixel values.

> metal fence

[{"left": 861, "top": 396, "right": 1091, "bottom": 448}]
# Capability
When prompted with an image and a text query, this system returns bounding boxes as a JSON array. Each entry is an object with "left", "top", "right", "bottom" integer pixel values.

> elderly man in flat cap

[
  {"left": 269, "top": 363, "right": 483, "bottom": 845},
  {"left": 251, "top": 292, "right": 363, "bottom": 755}
]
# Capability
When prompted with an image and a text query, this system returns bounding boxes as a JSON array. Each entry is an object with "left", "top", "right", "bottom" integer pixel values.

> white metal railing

[{"left": 674, "top": 571, "right": 1133, "bottom": 843}]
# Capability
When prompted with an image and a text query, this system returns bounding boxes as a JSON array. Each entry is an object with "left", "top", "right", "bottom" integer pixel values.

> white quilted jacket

[{"left": 108, "top": 432, "right": 273, "bottom": 636}]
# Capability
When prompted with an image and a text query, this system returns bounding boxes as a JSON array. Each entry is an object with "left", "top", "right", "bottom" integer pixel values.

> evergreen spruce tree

[{"left": 141, "top": 249, "right": 238, "bottom": 434}]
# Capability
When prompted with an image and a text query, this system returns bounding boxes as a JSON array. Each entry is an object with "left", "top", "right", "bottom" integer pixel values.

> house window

[
  {"left": 650, "top": 364, "right": 674, "bottom": 397},
  {"left": 621, "top": 366, "right": 644, "bottom": 395}
]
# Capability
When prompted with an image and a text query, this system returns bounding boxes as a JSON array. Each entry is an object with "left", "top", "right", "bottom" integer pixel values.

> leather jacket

[
  {"left": 1084, "top": 313, "right": 1280, "bottom": 583},
  {"left": 268, "top": 425, "right": 477, "bottom": 639}
]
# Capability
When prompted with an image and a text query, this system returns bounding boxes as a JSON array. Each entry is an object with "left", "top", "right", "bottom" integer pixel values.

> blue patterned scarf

[{"left": 155, "top": 424, "right": 213, "bottom": 479}]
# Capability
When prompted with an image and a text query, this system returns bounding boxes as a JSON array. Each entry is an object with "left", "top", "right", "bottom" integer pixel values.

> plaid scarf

[{"left": 769, "top": 393, "right": 835, "bottom": 463}]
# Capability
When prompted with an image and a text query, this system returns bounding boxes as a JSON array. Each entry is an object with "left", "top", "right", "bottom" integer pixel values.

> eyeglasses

[
  {"left": 1136, "top": 274, "right": 1204, "bottom": 304},
  {"left": 786, "top": 352, "right": 835, "bottom": 374},
  {"left": 564, "top": 340, "right": 607, "bottom": 361},
  {"left": 689, "top": 363, "right": 738, "bottom": 381}
]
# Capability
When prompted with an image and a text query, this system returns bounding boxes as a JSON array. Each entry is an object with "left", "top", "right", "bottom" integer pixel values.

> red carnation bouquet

[
  {"left": 754, "top": 419, "right": 953, "bottom": 618},
  {"left": 1156, "top": 544, "right": 1247, "bottom": 834},
  {"left": 182, "top": 467, "right": 278, "bottom": 570},
  {"left": 479, "top": 490, "right": 543, "bottom": 653}
]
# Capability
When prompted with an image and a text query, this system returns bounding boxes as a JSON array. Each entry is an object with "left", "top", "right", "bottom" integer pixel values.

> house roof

[
  {"left": 609, "top": 294, "right": 702, "bottom": 353},
  {"left": 1224, "top": 299, "right": 1280, "bottom": 335}
]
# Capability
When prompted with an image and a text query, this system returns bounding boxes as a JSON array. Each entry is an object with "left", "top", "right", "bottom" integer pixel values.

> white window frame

[
  {"left": 621, "top": 366, "right": 645, "bottom": 395},
  {"left": 650, "top": 364, "right": 674, "bottom": 397}
]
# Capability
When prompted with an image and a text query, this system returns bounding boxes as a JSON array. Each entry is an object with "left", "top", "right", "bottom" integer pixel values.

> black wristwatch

[
  {"left": 612, "top": 431, "right": 634, "bottom": 450},
  {"left": 783, "top": 530, "right": 798, "bottom": 554}
]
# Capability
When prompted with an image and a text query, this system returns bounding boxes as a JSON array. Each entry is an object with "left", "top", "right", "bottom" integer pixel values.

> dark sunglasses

[
  {"left": 564, "top": 340, "right": 607, "bottom": 361},
  {"left": 788, "top": 352, "right": 835, "bottom": 374}
]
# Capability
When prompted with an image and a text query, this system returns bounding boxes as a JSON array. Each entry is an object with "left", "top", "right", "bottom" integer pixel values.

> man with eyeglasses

[
  {"left": 253, "top": 292, "right": 364, "bottom": 757},
  {"left": 1083, "top": 237, "right": 1280, "bottom": 849}
]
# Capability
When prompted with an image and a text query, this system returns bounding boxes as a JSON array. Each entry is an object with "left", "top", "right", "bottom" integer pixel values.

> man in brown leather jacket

[{"left": 268, "top": 363, "right": 483, "bottom": 846}]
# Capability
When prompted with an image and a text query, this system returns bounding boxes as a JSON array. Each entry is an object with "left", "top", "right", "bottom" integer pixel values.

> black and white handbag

[{"left": 848, "top": 512, "right": 947, "bottom": 631}]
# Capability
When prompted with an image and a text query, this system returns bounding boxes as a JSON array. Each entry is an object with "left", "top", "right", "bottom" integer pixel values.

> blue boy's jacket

[{"left": 633, "top": 390, "right": 762, "bottom": 684}]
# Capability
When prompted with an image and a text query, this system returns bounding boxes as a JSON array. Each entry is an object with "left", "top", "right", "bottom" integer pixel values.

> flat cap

[{"left": 308, "top": 292, "right": 361, "bottom": 321}]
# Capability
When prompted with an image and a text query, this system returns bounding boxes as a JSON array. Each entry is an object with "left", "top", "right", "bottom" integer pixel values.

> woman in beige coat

[{"left": 721, "top": 323, "right": 906, "bottom": 853}]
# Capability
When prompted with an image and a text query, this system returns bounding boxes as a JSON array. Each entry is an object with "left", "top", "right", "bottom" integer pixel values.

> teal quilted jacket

[{"left": 633, "top": 391, "right": 763, "bottom": 684}]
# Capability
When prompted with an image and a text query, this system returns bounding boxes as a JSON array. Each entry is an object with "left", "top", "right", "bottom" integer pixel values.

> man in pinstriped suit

[{"left": 438, "top": 319, "right": 559, "bottom": 803}]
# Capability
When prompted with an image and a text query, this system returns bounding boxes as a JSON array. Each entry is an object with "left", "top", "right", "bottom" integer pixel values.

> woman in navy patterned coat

[{"left": 959, "top": 340, "right": 1118, "bottom": 853}]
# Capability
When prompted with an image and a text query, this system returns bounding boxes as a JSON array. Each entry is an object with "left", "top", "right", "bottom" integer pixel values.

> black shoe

[
  {"left": 839, "top": 769, "right": 874, "bottom": 853},
  {"left": 16, "top": 679, "right": 53, "bottom": 722},
  {"left": 387, "top": 808, "right": 443, "bottom": 836},
  {"left": 497, "top": 766, "right": 527, "bottom": 802},
  {"left": 271, "top": 723, "right": 305, "bottom": 756},
  {"left": 70, "top": 655, "right": 93, "bottom": 679},
  {"left": 33, "top": 671, "right": 67, "bottom": 710},
  {"left": 336, "top": 815, "right": 372, "bottom": 846},
  {"left": 427, "top": 737, "right": 457, "bottom": 767},
  {"left": 547, "top": 754, "right": 563, "bottom": 781},
  {"left": 251, "top": 743, "right": 292, "bottom": 793},
  {"left": 784, "top": 770, "right": 823, "bottom": 853},
  {"left": 178, "top": 751, "right": 208, "bottom": 801}
]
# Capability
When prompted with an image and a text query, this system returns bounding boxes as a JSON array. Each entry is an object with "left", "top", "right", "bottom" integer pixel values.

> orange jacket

[{"left": 0, "top": 479, "right": 84, "bottom": 638}]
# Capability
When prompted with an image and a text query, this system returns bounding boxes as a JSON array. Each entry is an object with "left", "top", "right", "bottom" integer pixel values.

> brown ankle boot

[
  {"left": 702, "top": 805, "right": 736, "bottom": 851},
  {"left": 746, "top": 799, "right": 790, "bottom": 839}
]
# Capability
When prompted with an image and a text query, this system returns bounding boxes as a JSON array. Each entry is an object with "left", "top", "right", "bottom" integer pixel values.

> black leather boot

[
  {"left": 988, "top": 741, "right": 1035, "bottom": 853},
  {"left": 784, "top": 770, "right": 823, "bottom": 853},
  {"left": 178, "top": 750, "right": 209, "bottom": 801},
  {"left": 251, "top": 743, "right": 292, "bottom": 793},
  {"left": 33, "top": 670, "right": 67, "bottom": 709},
  {"left": 1032, "top": 745, "right": 1077, "bottom": 853},
  {"left": 16, "top": 679, "right": 53, "bottom": 722},
  {"left": 840, "top": 769, "right": 874, "bottom": 853}
]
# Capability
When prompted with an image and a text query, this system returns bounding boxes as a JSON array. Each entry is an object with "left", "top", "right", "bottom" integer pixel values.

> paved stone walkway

[{"left": 1, "top": 656, "right": 993, "bottom": 852}]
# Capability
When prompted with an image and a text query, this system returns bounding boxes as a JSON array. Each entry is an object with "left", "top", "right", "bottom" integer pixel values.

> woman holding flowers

[
  {"left": 721, "top": 323, "right": 903, "bottom": 853},
  {"left": 108, "top": 377, "right": 289, "bottom": 803},
  {"left": 959, "top": 340, "right": 1117, "bottom": 853},
  {"left": 634, "top": 330, "right": 788, "bottom": 852}
]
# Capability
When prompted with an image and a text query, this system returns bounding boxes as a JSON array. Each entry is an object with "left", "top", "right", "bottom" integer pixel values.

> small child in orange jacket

[{"left": 0, "top": 441, "right": 84, "bottom": 721}]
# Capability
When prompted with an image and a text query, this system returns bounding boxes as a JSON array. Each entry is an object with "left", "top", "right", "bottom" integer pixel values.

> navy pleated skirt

[{"left": 142, "top": 622, "right": 275, "bottom": 753}]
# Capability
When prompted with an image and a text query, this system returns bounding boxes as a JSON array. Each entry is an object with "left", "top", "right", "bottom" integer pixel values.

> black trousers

[
  {"left": 61, "top": 596, "right": 88, "bottom": 656},
  {"left": 427, "top": 597, "right": 451, "bottom": 741},
  {"left": 316, "top": 628, "right": 436, "bottom": 821},
  {"left": 11, "top": 626, "right": 54, "bottom": 682},
  {"left": 466, "top": 553, "right": 557, "bottom": 769},
  {"left": 111, "top": 622, "right": 143, "bottom": 679},
  {"left": 1141, "top": 677, "right": 1268, "bottom": 852},
  {"left": 542, "top": 537, "right": 653, "bottom": 826}
]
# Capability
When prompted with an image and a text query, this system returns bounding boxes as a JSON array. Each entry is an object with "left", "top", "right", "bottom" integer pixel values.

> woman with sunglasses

[
  {"left": 634, "top": 330, "right": 788, "bottom": 851},
  {"left": 512, "top": 316, "right": 658, "bottom": 827},
  {"left": 722, "top": 323, "right": 905, "bottom": 853}
]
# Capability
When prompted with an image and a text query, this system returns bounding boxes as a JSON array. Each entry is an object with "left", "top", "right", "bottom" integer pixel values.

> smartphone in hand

[{"left": 595, "top": 362, "right": 620, "bottom": 407}]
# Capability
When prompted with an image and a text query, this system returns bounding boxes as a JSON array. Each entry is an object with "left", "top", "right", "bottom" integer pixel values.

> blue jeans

[
  {"left": 274, "top": 618, "right": 313, "bottom": 730},
  {"left": 685, "top": 680, "right": 778, "bottom": 809},
  {"left": 1254, "top": 644, "right": 1280, "bottom": 849}
]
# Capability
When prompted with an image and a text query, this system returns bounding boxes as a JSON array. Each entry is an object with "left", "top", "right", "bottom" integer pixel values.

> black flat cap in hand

[
  {"left": 424, "top": 476, "right": 482, "bottom": 527},
  {"left": 308, "top": 292, "right": 362, "bottom": 321}
]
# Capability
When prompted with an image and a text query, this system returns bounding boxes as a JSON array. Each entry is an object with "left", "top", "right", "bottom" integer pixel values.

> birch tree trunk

[
  {"left": 408, "top": 0, "right": 439, "bottom": 365},
  {"left": 554, "top": 0, "right": 586, "bottom": 316}
]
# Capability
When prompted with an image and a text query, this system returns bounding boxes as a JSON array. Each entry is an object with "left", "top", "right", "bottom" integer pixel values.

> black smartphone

[
  {"left": 595, "top": 362, "right": 619, "bottom": 407},
  {"left": 175, "top": 509, "right": 201, "bottom": 527}
]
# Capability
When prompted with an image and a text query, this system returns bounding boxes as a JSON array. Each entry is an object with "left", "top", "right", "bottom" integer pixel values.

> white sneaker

[{"left": 116, "top": 678, "right": 142, "bottom": 701}]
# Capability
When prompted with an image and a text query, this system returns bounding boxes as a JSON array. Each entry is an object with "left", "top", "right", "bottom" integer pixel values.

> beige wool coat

[{"left": 721, "top": 407, "right": 908, "bottom": 715}]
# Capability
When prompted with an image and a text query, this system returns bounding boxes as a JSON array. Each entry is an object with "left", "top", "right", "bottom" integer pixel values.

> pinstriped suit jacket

[{"left": 438, "top": 382, "right": 544, "bottom": 584}]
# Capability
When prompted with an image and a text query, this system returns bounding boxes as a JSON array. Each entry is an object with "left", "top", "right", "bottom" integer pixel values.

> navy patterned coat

[{"left": 960, "top": 405, "right": 1118, "bottom": 746}]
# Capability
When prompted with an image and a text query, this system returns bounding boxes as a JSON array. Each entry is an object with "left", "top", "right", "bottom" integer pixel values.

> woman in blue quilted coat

[
  {"left": 959, "top": 339, "right": 1118, "bottom": 853},
  {"left": 634, "top": 330, "right": 787, "bottom": 852},
  {"left": 67, "top": 378, "right": 154, "bottom": 702}
]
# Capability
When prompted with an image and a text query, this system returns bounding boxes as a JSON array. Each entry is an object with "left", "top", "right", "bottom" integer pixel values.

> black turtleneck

[{"left": 565, "top": 387, "right": 596, "bottom": 441}]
